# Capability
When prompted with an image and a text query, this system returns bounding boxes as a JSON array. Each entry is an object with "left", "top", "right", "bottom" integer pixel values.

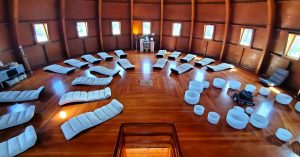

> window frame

[
  {"left": 111, "top": 21, "right": 121, "bottom": 36},
  {"left": 76, "top": 21, "right": 88, "bottom": 38},
  {"left": 172, "top": 22, "right": 182, "bottom": 37},
  {"left": 239, "top": 27, "right": 254, "bottom": 47},
  {"left": 142, "top": 21, "right": 151, "bottom": 35},
  {"left": 284, "top": 33, "right": 300, "bottom": 61},
  {"left": 203, "top": 24, "right": 215, "bottom": 40},
  {"left": 32, "top": 23, "right": 50, "bottom": 44}
]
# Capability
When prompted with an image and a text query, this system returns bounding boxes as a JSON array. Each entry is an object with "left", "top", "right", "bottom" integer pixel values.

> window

[
  {"left": 204, "top": 24, "right": 215, "bottom": 40},
  {"left": 143, "top": 22, "right": 151, "bottom": 35},
  {"left": 33, "top": 23, "right": 49, "bottom": 43},
  {"left": 172, "top": 23, "right": 182, "bottom": 36},
  {"left": 112, "top": 21, "right": 121, "bottom": 35},
  {"left": 76, "top": 22, "right": 88, "bottom": 37},
  {"left": 239, "top": 28, "right": 254, "bottom": 46},
  {"left": 285, "top": 33, "right": 300, "bottom": 60}
]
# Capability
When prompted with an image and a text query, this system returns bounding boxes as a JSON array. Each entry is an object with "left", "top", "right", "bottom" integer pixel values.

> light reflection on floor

[
  {"left": 255, "top": 102, "right": 274, "bottom": 120},
  {"left": 51, "top": 79, "right": 67, "bottom": 96},
  {"left": 194, "top": 69, "right": 206, "bottom": 82}
]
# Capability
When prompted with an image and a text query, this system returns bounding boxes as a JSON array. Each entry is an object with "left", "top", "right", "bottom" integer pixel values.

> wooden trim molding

[
  {"left": 219, "top": 0, "right": 230, "bottom": 61},
  {"left": 98, "top": 0, "right": 103, "bottom": 50},
  {"left": 59, "top": 0, "right": 70, "bottom": 58},
  {"left": 130, "top": 0, "right": 134, "bottom": 49},
  {"left": 160, "top": 0, "right": 164, "bottom": 49},
  {"left": 255, "top": 0, "right": 275, "bottom": 74},
  {"left": 188, "top": 0, "right": 195, "bottom": 53}
]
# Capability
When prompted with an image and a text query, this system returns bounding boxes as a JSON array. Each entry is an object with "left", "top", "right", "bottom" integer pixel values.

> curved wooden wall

[{"left": 0, "top": 0, "right": 299, "bottom": 90}]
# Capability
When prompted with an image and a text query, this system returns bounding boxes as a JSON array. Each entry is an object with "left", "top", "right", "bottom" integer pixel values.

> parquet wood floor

[{"left": 0, "top": 50, "right": 299, "bottom": 157}]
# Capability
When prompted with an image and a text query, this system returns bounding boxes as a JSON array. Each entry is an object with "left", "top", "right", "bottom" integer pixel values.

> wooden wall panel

[
  {"left": 84, "top": 37, "right": 99, "bottom": 53},
  {"left": 214, "top": 24, "right": 225, "bottom": 41},
  {"left": 252, "top": 27, "right": 267, "bottom": 50},
  {"left": 192, "top": 39, "right": 206, "bottom": 55},
  {"left": 88, "top": 21, "right": 98, "bottom": 37},
  {"left": 195, "top": 4, "right": 225, "bottom": 23},
  {"left": 277, "top": 1, "right": 300, "bottom": 30},
  {"left": 225, "top": 44, "right": 243, "bottom": 64},
  {"left": 206, "top": 41, "right": 222, "bottom": 58},
  {"left": 102, "top": 2, "right": 130, "bottom": 19},
  {"left": 66, "top": 0, "right": 97, "bottom": 20},
  {"left": 193, "top": 22, "right": 204, "bottom": 38},
  {"left": 270, "top": 30, "right": 288, "bottom": 55},
  {"left": 102, "top": 36, "right": 117, "bottom": 51},
  {"left": 232, "top": 2, "right": 267, "bottom": 26},
  {"left": 48, "top": 21, "right": 62, "bottom": 41},
  {"left": 0, "top": 50, "right": 17, "bottom": 64},
  {"left": 0, "top": 24, "right": 13, "bottom": 51},
  {"left": 287, "top": 61, "right": 300, "bottom": 89},
  {"left": 162, "top": 36, "right": 176, "bottom": 51},
  {"left": 181, "top": 22, "right": 191, "bottom": 37},
  {"left": 240, "top": 48, "right": 262, "bottom": 70},
  {"left": 164, "top": 4, "right": 191, "bottom": 21},
  {"left": 23, "top": 45, "right": 48, "bottom": 69},
  {"left": 117, "top": 36, "right": 131, "bottom": 50},
  {"left": 19, "top": 0, "right": 59, "bottom": 21},
  {"left": 176, "top": 37, "right": 189, "bottom": 52},
  {"left": 265, "top": 54, "right": 290, "bottom": 76},
  {"left": 162, "top": 21, "right": 173, "bottom": 36},
  {"left": 19, "top": 22, "right": 35, "bottom": 46},
  {"left": 68, "top": 39, "right": 85, "bottom": 57},
  {"left": 0, "top": 0, "right": 8, "bottom": 22},
  {"left": 65, "top": 21, "right": 77, "bottom": 38},
  {"left": 133, "top": 3, "right": 160, "bottom": 20},
  {"left": 44, "top": 41, "right": 64, "bottom": 63},
  {"left": 228, "top": 25, "right": 241, "bottom": 44}
]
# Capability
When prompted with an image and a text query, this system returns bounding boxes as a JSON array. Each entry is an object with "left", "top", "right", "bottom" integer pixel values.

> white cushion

[
  {"left": 0, "top": 105, "right": 35, "bottom": 130},
  {"left": 72, "top": 76, "right": 113, "bottom": 86},
  {"left": 97, "top": 52, "right": 113, "bottom": 60},
  {"left": 61, "top": 99, "right": 123, "bottom": 140},
  {"left": 114, "top": 50, "right": 127, "bottom": 58},
  {"left": 64, "top": 59, "right": 88, "bottom": 68},
  {"left": 188, "top": 81, "right": 203, "bottom": 93},
  {"left": 156, "top": 50, "right": 166, "bottom": 57},
  {"left": 184, "top": 90, "right": 200, "bottom": 105},
  {"left": 275, "top": 128, "right": 292, "bottom": 142},
  {"left": 207, "top": 112, "right": 220, "bottom": 125},
  {"left": 0, "top": 86, "right": 45, "bottom": 103},
  {"left": 275, "top": 93, "right": 293, "bottom": 105},
  {"left": 229, "top": 80, "right": 241, "bottom": 90},
  {"left": 213, "top": 78, "right": 226, "bottom": 88},
  {"left": 168, "top": 51, "right": 181, "bottom": 59},
  {"left": 59, "top": 87, "right": 111, "bottom": 106},
  {"left": 81, "top": 54, "right": 101, "bottom": 63},
  {"left": 194, "top": 58, "right": 215, "bottom": 66},
  {"left": 117, "top": 59, "right": 135, "bottom": 70},
  {"left": 43, "top": 64, "right": 75, "bottom": 74},
  {"left": 153, "top": 58, "right": 168, "bottom": 69},
  {"left": 170, "top": 63, "right": 194, "bottom": 74},
  {"left": 245, "top": 84, "right": 256, "bottom": 93},
  {"left": 180, "top": 54, "right": 196, "bottom": 62},
  {"left": 207, "top": 63, "right": 234, "bottom": 72},
  {"left": 89, "top": 66, "right": 120, "bottom": 76},
  {"left": 226, "top": 109, "right": 249, "bottom": 129},
  {"left": 259, "top": 87, "right": 270, "bottom": 96},
  {"left": 295, "top": 102, "right": 300, "bottom": 112},
  {"left": 0, "top": 125, "right": 37, "bottom": 157}
]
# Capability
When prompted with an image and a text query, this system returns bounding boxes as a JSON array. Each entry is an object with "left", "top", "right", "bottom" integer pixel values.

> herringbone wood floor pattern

[{"left": 0, "top": 50, "right": 299, "bottom": 157}]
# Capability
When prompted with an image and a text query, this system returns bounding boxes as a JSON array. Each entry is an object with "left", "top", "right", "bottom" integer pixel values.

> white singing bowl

[
  {"left": 184, "top": 90, "right": 200, "bottom": 105},
  {"left": 189, "top": 81, "right": 204, "bottom": 93},
  {"left": 249, "top": 113, "right": 269, "bottom": 129},
  {"left": 259, "top": 87, "right": 270, "bottom": 96},
  {"left": 295, "top": 102, "right": 300, "bottom": 113},
  {"left": 276, "top": 93, "right": 293, "bottom": 105},
  {"left": 229, "top": 80, "right": 242, "bottom": 90},
  {"left": 275, "top": 128, "right": 293, "bottom": 142},
  {"left": 233, "top": 106, "right": 245, "bottom": 113},
  {"left": 207, "top": 112, "right": 220, "bottom": 125},
  {"left": 226, "top": 109, "right": 249, "bottom": 129},
  {"left": 245, "top": 107, "right": 254, "bottom": 115},
  {"left": 213, "top": 78, "right": 226, "bottom": 89},
  {"left": 194, "top": 105, "right": 205, "bottom": 116},
  {"left": 245, "top": 84, "right": 256, "bottom": 93}
]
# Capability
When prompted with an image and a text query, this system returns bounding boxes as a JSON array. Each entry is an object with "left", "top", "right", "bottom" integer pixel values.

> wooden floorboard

[{"left": 0, "top": 50, "right": 299, "bottom": 157}]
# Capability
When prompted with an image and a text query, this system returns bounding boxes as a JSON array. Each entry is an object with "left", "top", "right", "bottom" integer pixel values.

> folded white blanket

[
  {"left": 168, "top": 51, "right": 182, "bottom": 59},
  {"left": 64, "top": 59, "right": 89, "bottom": 68},
  {"left": 195, "top": 58, "right": 215, "bottom": 66},
  {"left": 181, "top": 54, "right": 196, "bottom": 63},
  {"left": 81, "top": 54, "right": 101, "bottom": 64},
  {"left": 0, "top": 125, "right": 37, "bottom": 157},
  {"left": 207, "top": 63, "right": 234, "bottom": 72},
  {"left": 72, "top": 76, "right": 113, "bottom": 86},
  {"left": 43, "top": 64, "right": 75, "bottom": 74},
  {"left": 0, "top": 105, "right": 35, "bottom": 130},
  {"left": 153, "top": 58, "right": 168, "bottom": 69},
  {"left": 97, "top": 52, "right": 114, "bottom": 61},
  {"left": 89, "top": 66, "right": 120, "bottom": 76},
  {"left": 117, "top": 59, "right": 135, "bottom": 70},
  {"left": 114, "top": 50, "right": 127, "bottom": 58},
  {"left": 61, "top": 99, "right": 123, "bottom": 140},
  {"left": 156, "top": 50, "right": 167, "bottom": 58},
  {"left": 171, "top": 63, "right": 194, "bottom": 74},
  {"left": 59, "top": 87, "right": 111, "bottom": 106},
  {"left": 0, "top": 86, "right": 45, "bottom": 103}
]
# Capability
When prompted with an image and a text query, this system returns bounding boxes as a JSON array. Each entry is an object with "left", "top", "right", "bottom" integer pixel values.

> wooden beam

[
  {"left": 130, "top": 0, "right": 134, "bottom": 50},
  {"left": 255, "top": 0, "right": 275, "bottom": 74},
  {"left": 219, "top": 0, "right": 230, "bottom": 61},
  {"left": 59, "top": 0, "right": 70, "bottom": 58},
  {"left": 160, "top": 0, "right": 164, "bottom": 49},
  {"left": 98, "top": 0, "right": 103, "bottom": 50},
  {"left": 188, "top": 0, "right": 195, "bottom": 53}
]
